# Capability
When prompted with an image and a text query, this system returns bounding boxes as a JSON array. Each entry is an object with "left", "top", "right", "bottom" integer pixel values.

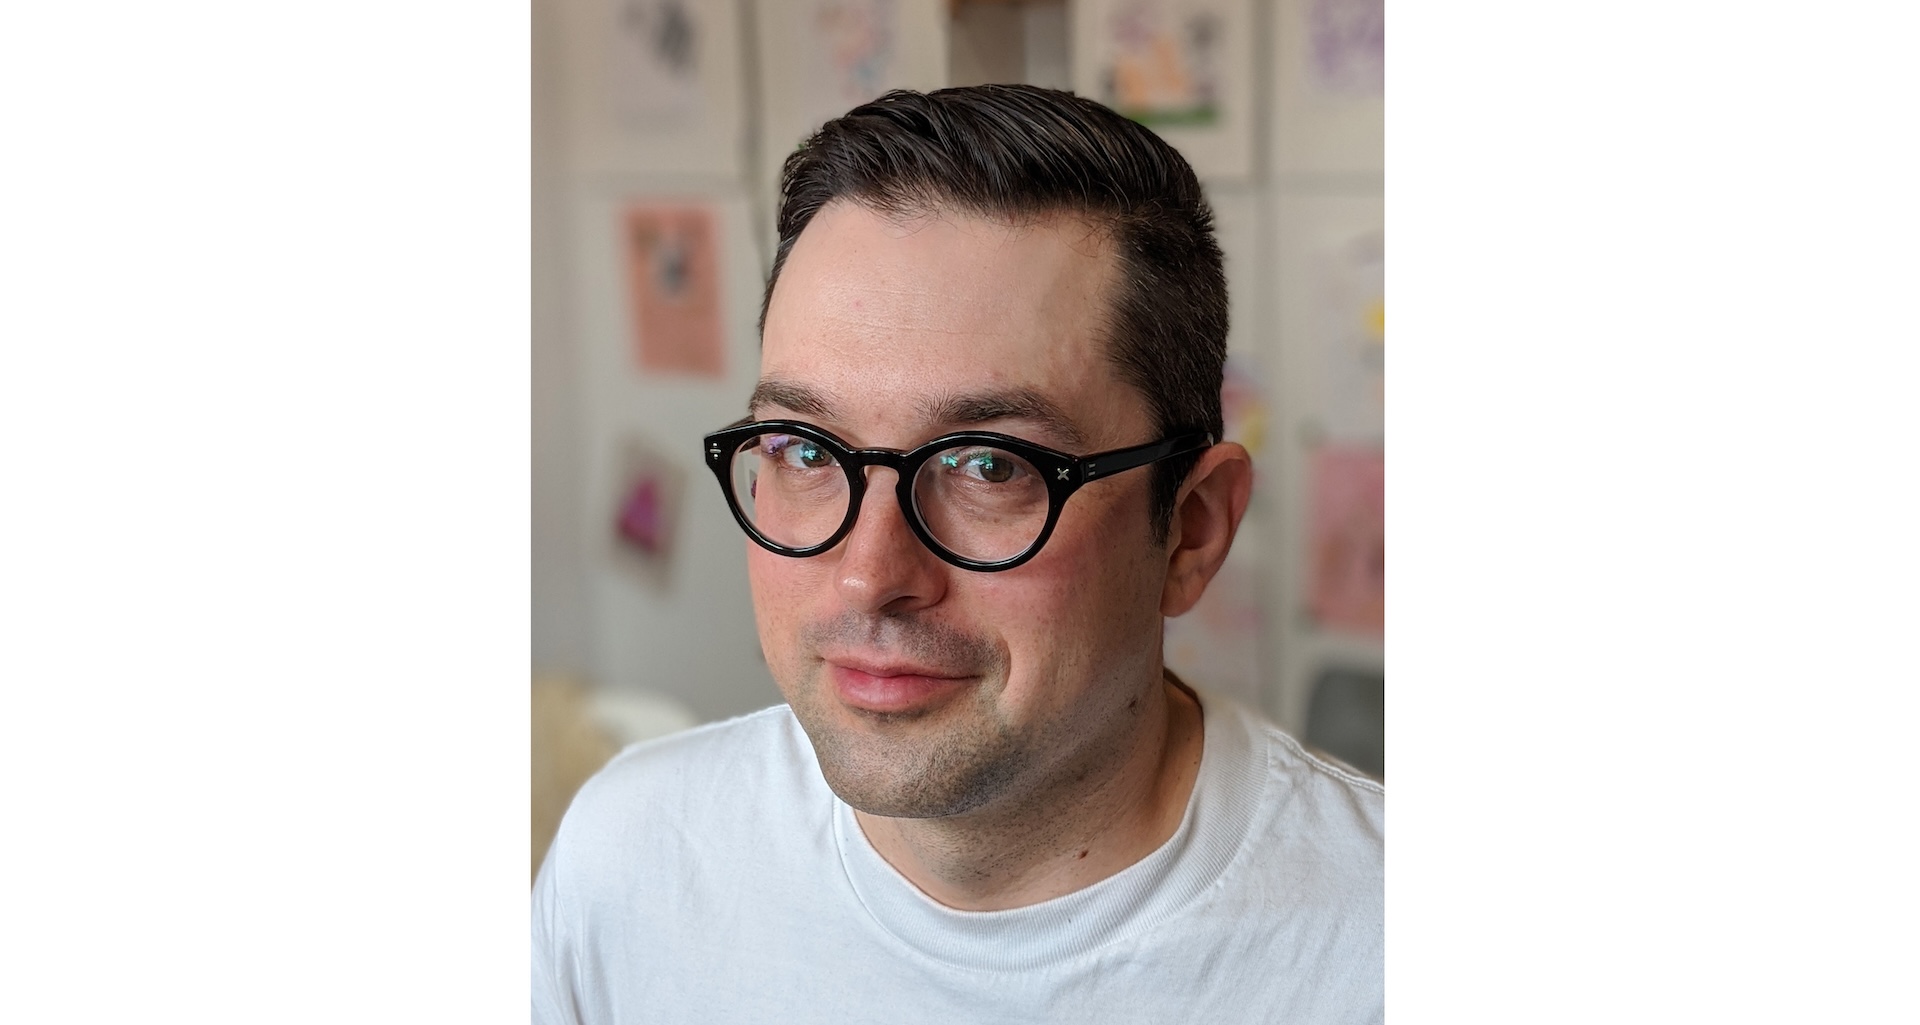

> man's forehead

[{"left": 757, "top": 201, "right": 1143, "bottom": 446}]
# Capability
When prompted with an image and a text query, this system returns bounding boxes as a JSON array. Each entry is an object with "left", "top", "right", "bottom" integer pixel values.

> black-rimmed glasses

[{"left": 702, "top": 419, "right": 1213, "bottom": 572}]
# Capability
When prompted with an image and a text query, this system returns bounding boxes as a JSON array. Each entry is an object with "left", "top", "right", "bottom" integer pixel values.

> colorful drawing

[
  {"left": 1308, "top": 0, "right": 1384, "bottom": 98},
  {"left": 1095, "top": 0, "right": 1227, "bottom": 126},
  {"left": 608, "top": 0, "right": 703, "bottom": 128},
  {"left": 1307, "top": 445, "right": 1383, "bottom": 636},
  {"left": 616, "top": 476, "right": 668, "bottom": 554},
  {"left": 1074, "top": 0, "right": 1254, "bottom": 179},
  {"left": 757, "top": 0, "right": 945, "bottom": 188},
  {"left": 624, "top": 203, "right": 725, "bottom": 378},
  {"left": 807, "top": 0, "right": 900, "bottom": 114},
  {"left": 611, "top": 436, "right": 687, "bottom": 585}
]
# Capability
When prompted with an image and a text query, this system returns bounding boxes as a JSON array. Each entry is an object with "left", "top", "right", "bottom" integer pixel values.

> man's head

[
  {"left": 760, "top": 85, "right": 1229, "bottom": 543},
  {"left": 736, "top": 85, "right": 1250, "bottom": 824}
]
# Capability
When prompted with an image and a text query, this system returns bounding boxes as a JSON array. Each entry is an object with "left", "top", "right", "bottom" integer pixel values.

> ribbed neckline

[{"left": 831, "top": 688, "right": 1271, "bottom": 972}]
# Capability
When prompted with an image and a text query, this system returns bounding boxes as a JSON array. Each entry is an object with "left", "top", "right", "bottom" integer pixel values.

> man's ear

[{"left": 1160, "top": 442, "right": 1254, "bottom": 618}]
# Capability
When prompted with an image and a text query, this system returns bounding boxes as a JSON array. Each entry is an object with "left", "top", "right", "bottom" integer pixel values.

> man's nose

[{"left": 833, "top": 468, "right": 948, "bottom": 616}]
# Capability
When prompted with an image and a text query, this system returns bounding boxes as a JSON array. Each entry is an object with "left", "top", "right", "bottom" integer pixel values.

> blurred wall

[
  {"left": 532, "top": 0, "right": 1384, "bottom": 743},
  {"left": 532, "top": 0, "right": 591, "bottom": 673}
]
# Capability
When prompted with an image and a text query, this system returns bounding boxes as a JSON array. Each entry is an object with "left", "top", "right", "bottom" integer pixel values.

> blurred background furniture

[{"left": 532, "top": 674, "right": 698, "bottom": 881}]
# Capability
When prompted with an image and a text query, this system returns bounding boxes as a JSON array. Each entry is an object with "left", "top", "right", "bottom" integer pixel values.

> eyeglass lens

[{"left": 726, "top": 431, "right": 1050, "bottom": 563}]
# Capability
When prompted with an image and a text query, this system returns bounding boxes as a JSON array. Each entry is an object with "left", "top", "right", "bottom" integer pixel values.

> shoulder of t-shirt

[
  {"left": 1207, "top": 694, "right": 1384, "bottom": 849},
  {"left": 1267, "top": 724, "right": 1385, "bottom": 800},
  {"left": 550, "top": 704, "right": 813, "bottom": 858},
  {"left": 582, "top": 702, "right": 802, "bottom": 795}
]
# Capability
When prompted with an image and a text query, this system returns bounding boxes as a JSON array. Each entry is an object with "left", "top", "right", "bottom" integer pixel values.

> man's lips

[{"left": 824, "top": 658, "right": 973, "bottom": 714}]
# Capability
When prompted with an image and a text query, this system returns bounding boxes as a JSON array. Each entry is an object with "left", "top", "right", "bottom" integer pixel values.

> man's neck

[{"left": 851, "top": 674, "right": 1206, "bottom": 912}]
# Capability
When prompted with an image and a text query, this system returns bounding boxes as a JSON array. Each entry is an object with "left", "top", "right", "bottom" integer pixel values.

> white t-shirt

[{"left": 532, "top": 691, "right": 1384, "bottom": 1024}]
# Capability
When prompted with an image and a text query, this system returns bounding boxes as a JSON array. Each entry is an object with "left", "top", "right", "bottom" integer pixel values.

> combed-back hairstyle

[{"left": 759, "top": 84, "right": 1228, "bottom": 545}]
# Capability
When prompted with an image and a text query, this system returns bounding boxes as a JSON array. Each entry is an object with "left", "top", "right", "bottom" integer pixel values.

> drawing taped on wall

[{"left": 624, "top": 202, "right": 726, "bottom": 378}]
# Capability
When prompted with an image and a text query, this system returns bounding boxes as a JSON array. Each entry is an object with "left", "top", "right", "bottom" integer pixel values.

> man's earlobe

[{"left": 1159, "top": 442, "right": 1255, "bottom": 618}]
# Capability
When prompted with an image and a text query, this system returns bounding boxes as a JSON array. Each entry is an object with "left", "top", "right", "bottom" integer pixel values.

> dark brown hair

[{"left": 760, "top": 85, "right": 1227, "bottom": 543}]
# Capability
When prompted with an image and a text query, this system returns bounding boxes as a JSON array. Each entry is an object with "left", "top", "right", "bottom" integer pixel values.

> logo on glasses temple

[{"left": 1056, "top": 468, "right": 1070, "bottom": 481}]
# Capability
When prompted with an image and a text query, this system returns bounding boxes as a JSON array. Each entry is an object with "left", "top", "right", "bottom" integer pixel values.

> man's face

[{"left": 751, "top": 200, "right": 1173, "bottom": 821}]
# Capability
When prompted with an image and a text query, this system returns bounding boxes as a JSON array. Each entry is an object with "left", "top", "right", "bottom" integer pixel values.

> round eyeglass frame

[{"left": 702, "top": 419, "right": 1214, "bottom": 572}]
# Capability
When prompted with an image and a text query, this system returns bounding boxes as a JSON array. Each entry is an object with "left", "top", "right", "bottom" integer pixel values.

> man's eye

[
  {"left": 765, "top": 435, "right": 834, "bottom": 470},
  {"left": 943, "top": 450, "right": 1019, "bottom": 483}
]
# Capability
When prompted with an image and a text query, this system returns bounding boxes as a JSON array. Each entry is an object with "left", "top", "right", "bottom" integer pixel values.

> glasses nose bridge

[
  {"left": 840, "top": 445, "right": 932, "bottom": 549},
  {"left": 847, "top": 445, "right": 920, "bottom": 488}
]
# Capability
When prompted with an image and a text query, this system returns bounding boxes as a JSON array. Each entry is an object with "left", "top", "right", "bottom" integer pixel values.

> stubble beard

[{"left": 782, "top": 611, "right": 1031, "bottom": 820}]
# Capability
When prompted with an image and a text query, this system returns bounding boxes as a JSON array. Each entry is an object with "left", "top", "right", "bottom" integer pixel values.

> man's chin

[
  {"left": 815, "top": 754, "right": 1005, "bottom": 820},
  {"left": 791, "top": 699, "right": 1028, "bottom": 820}
]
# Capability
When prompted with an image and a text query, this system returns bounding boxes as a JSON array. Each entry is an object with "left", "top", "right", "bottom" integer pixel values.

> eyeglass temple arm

[{"left": 1079, "top": 431, "right": 1215, "bottom": 483}]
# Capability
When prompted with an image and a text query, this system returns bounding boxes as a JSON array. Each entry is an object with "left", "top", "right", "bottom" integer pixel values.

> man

[{"left": 533, "top": 85, "right": 1383, "bottom": 1023}]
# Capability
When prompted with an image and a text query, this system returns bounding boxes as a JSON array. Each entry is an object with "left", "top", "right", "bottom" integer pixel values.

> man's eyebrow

[
  {"left": 749, "top": 378, "right": 1088, "bottom": 449},
  {"left": 748, "top": 378, "right": 835, "bottom": 420},
  {"left": 921, "top": 388, "right": 1087, "bottom": 449}
]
